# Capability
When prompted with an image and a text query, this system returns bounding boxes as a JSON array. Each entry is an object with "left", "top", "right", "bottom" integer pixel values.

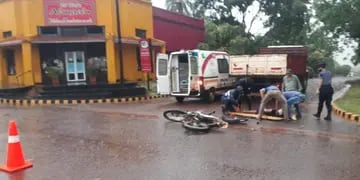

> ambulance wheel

[{"left": 175, "top": 97, "right": 184, "bottom": 103}]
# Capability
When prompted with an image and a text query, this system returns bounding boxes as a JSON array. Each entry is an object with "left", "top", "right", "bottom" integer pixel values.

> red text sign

[
  {"left": 44, "top": 0, "right": 97, "bottom": 26},
  {"left": 139, "top": 39, "right": 152, "bottom": 72}
]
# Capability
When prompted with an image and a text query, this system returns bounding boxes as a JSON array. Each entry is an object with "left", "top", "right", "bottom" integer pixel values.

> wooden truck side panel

[{"left": 230, "top": 54, "right": 288, "bottom": 76}]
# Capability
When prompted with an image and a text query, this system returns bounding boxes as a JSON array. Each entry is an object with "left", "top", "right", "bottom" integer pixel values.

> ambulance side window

[
  {"left": 190, "top": 56, "right": 198, "bottom": 74},
  {"left": 217, "top": 58, "right": 229, "bottom": 73},
  {"left": 158, "top": 59, "right": 168, "bottom": 75}
]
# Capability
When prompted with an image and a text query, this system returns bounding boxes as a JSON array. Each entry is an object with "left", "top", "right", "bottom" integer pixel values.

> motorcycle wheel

[
  {"left": 163, "top": 110, "right": 187, "bottom": 123},
  {"left": 182, "top": 121, "right": 210, "bottom": 131}
]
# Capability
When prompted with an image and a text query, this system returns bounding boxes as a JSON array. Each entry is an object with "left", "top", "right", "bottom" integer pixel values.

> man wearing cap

[
  {"left": 313, "top": 63, "right": 334, "bottom": 120},
  {"left": 282, "top": 69, "right": 303, "bottom": 92}
]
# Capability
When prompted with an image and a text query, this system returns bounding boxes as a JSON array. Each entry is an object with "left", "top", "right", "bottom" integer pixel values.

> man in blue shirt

[
  {"left": 283, "top": 91, "right": 306, "bottom": 120},
  {"left": 313, "top": 63, "right": 334, "bottom": 121},
  {"left": 221, "top": 86, "right": 244, "bottom": 114},
  {"left": 258, "top": 84, "right": 289, "bottom": 120}
]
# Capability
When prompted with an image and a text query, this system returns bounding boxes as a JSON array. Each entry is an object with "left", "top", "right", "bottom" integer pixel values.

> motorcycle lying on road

[
  {"left": 163, "top": 110, "right": 248, "bottom": 131},
  {"left": 163, "top": 110, "right": 228, "bottom": 131}
]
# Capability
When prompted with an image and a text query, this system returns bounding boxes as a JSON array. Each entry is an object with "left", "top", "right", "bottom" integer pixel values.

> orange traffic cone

[{"left": 0, "top": 121, "right": 32, "bottom": 173}]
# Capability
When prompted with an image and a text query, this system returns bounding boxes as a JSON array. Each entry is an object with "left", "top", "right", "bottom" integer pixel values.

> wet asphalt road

[{"left": 0, "top": 77, "right": 360, "bottom": 180}]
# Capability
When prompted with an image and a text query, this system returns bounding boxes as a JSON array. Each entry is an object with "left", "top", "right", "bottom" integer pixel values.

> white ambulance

[{"left": 156, "top": 50, "right": 236, "bottom": 103}]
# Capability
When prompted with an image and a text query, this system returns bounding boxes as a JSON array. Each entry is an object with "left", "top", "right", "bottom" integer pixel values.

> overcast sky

[{"left": 152, "top": 0, "right": 355, "bottom": 66}]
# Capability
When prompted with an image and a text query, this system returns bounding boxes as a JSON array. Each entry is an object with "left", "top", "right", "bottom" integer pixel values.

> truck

[
  {"left": 229, "top": 46, "right": 308, "bottom": 93},
  {"left": 156, "top": 49, "right": 236, "bottom": 103}
]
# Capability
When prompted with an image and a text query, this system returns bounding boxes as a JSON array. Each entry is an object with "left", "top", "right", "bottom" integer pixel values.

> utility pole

[{"left": 115, "top": 0, "right": 125, "bottom": 85}]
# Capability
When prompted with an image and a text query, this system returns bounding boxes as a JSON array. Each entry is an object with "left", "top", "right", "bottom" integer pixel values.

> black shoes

[
  {"left": 324, "top": 116, "right": 332, "bottom": 121},
  {"left": 313, "top": 114, "right": 320, "bottom": 120},
  {"left": 313, "top": 113, "right": 332, "bottom": 121}
]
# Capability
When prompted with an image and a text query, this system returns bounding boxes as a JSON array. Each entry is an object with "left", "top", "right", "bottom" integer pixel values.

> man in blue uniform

[
  {"left": 221, "top": 86, "right": 244, "bottom": 114},
  {"left": 313, "top": 63, "right": 333, "bottom": 120}
]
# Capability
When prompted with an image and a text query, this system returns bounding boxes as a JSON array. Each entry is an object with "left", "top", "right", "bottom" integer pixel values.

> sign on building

[
  {"left": 139, "top": 39, "right": 152, "bottom": 73},
  {"left": 43, "top": 0, "right": 97, "bottom": 26}
]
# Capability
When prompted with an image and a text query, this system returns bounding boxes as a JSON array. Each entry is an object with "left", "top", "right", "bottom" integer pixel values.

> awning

[
  {"left": 0, "top": 39, "right": 23, "bottom": 47},
  {"left": 114, "top": 37, "right": 165, "bottom": 47},
  {"left": 31, "top": 36, "right": 106, "bottom": 44}
]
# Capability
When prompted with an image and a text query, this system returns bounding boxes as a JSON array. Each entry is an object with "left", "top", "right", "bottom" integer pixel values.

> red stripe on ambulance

[{"left": 201, "top": 53, "right": 227, "bottom": 75}]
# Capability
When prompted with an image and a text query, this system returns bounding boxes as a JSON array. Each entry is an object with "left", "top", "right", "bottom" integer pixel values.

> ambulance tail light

[{"left": 198, "top": 77, "right": 204, "bottom": 87}]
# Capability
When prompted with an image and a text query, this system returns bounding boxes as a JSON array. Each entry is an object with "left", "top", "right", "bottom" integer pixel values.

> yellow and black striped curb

[
  {"left": 0, "top": 95, "right": 170, "bottom": 106},
  {"left": 332, "top": 102, "right": 360, "bottom": 121}
]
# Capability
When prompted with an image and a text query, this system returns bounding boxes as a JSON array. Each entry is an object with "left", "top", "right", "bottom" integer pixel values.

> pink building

[{"left": 153, "top": 7, "right": 205, "bottom": 53}]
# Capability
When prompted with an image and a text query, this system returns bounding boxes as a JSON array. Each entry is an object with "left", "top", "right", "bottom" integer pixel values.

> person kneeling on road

[
  {"left": 283, "top": 91, "right": 306, "bottom": 120},
  {"left": 257, "top": 84, "right": 289, "bottom": 120},
  {"left": 221, "top": 86, "right": 244, "bottom": 114}
]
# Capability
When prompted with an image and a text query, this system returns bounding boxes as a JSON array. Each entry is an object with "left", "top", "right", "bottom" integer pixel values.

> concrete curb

[
  {"left": 331, "top": 84, "right": 360, "bottom": 122},
  {"left": 332, "top": 102, "right": 360, "bottom": 121},
  {"left": 0, "top": 95, "right": 170, "bottom": 106}
]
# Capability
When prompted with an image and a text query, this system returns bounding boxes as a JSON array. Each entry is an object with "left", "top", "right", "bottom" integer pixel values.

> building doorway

[{"left": 65, "top": 51, "right": 86, "bottom": 83}]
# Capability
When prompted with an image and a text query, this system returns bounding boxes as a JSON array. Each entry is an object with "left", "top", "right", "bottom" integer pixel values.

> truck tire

[{"left": 175, "top": 97, "right": 184, "bottom": 103}]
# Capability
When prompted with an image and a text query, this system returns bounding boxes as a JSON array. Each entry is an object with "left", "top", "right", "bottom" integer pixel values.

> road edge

[
  {"left": 332, "top": 84, "right": 360, "bottom": 122},
  {"left": 0, "top": 95, "right": 170, "bottom": 106}
]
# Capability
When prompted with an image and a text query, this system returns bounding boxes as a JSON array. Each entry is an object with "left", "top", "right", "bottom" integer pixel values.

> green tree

[
  {"left": 262, "top": 0, "right": 310, "bottom": 45},
  {"left": 198, "top": 20, "right": 254, "bottom": 54},
  {"left": 165, "top": 0, "right": 192, "bottom": 16},
  {"left": 335, "top": 64, "right": 352, "bottom": 76},
  {"left": 306, "top": 26, "right": 338, "bottom": 73},
  {"left": 314, "top": 0, "right": 360, "bottom": 65}
]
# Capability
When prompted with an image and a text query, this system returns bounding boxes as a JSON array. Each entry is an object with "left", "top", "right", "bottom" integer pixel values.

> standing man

[
  {"left": 282, "top": 69, "right": 303, "bottom": 92},
  {"left": 257, "top": 84, "right": 289, "bottom": 120},
  {"left": 313, "top": 63, "right": 334, "bottom": 121},
  {"left": 235, "top": 77, "right": 254, "bottom": 110}
]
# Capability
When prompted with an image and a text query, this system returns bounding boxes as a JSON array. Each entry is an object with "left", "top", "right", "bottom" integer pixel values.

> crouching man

[
  {"left": 221, "top": 86, "right": 244, "bottom": 114},
  {"left": 283, "top": 91, "right": 306, "bottom": 120},
  {"left": 257, "top": 84, "right": 289, "bottom": 120}
]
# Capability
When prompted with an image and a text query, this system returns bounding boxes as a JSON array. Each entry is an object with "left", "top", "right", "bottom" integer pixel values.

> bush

[{"left": 46, "top": 66, "right": 63, "bottom": 79}]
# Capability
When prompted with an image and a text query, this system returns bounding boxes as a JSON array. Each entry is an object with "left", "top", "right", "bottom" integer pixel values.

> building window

[
  {"left": 5, "top": 50, "right": 16, "bottom": 75},
  {"left": 39, "top": 27, "right": 59, "bottom": 36},
  {"left": 217, "top": 58, "right": 229, "bottom": 73},
  {"left": 3, "top": 31, "right": 12, "bottom": 38},
  {"left": 38, "top": 26, "right": 105, "bottom": 36},
  {"left": 61, "top": 27, "right": 86, "bottom": 36},
  {"left": 135, "top": 29, "right": 146, "bottom": 38},
  {"left": 86, "top": 26, "right": 104, "bottom": 35}
]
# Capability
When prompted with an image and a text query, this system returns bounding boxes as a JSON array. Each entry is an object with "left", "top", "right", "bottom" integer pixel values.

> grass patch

[{"left": 336, "top": 84, "right": 360, "bottom": 114}]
